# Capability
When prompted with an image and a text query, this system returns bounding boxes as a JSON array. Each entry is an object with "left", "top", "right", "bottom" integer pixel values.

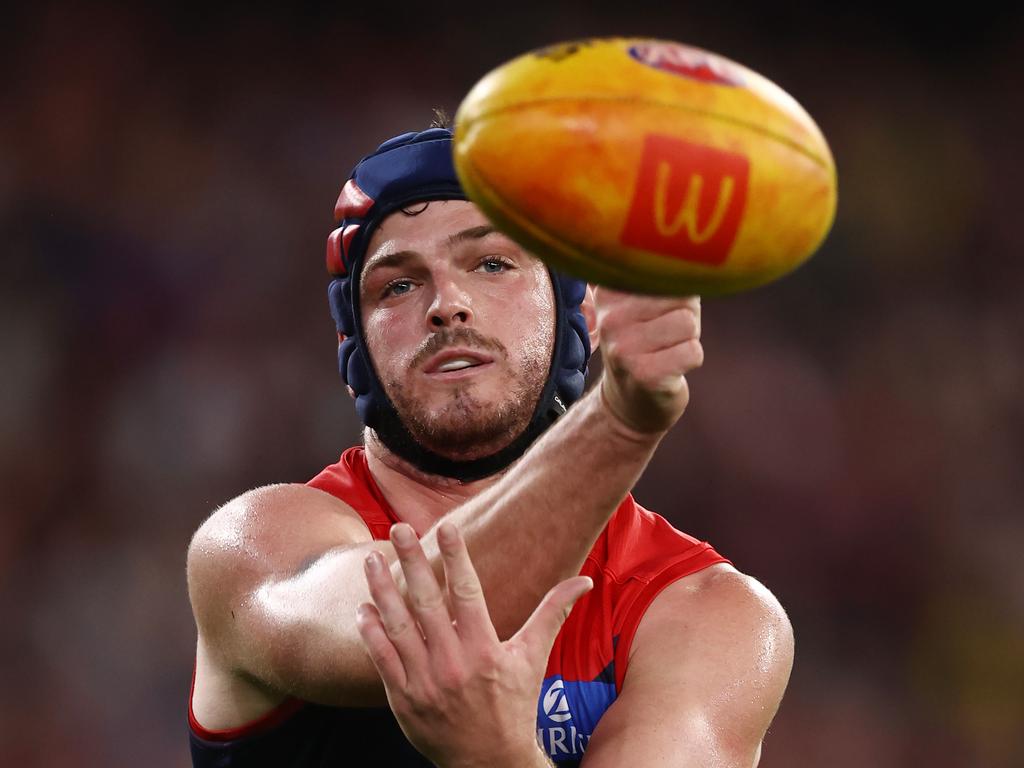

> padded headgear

[{"left": 325, "top": 128, "right": 590, "bottom": 481}]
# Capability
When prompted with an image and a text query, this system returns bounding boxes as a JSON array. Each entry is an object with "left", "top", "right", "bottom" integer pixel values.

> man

[{"left": 186, "top": 126, "right": 794, "bottom": 767}]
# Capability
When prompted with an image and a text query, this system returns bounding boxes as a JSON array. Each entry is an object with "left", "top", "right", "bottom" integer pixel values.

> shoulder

[
  {"left": 187, "top": 483, "right": 368, "bottom": 587},
  {"left": 186, "top": 483, "right": 371, "bottom": 649},
  {"left": 189, "top": 482, "right": 369, "bottom": 551},
  {"left": 633, "top": 565, "right": 793, "bottom": 745},
  {"left": 582, "top": 565, "right": 792, "bottom": 765},
  {"left": 644, "top": 562, "right": 789, "bottom": 631},
  {"left": 632, "top": 563, "right": 793, "bottom": 676}
]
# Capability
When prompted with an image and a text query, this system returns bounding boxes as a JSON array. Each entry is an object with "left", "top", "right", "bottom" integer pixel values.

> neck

[{"left": 363, "top": 429, "right": 506, "bottom": 535}]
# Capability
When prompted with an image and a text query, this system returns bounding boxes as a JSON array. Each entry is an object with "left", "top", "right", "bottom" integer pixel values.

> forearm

[
  {"left": 248, "top": 535, "right": 396, "bottom": 706},
  {"left": 426, "top": 383, "right": 662, "bottom": 637},
  {"left": 244, "top": 382, "right": 664, "bottom": 707},
  {"left": 250, "top": 384, "right": 661, "bottom": 702}
]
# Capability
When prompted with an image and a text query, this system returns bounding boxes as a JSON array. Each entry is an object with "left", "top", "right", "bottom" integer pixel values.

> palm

[{"left": 356, "top": 521, "right": 592, "bottom": 768}]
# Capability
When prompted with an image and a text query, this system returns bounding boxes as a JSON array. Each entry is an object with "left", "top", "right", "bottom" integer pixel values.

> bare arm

[
  {"left": 188, "top": 291, "right": 701, "bottom": 714},
  {"left": 188, "top": 387, "right": 663, "bottom": 706},
  {"left": 425, "top": 290, "right": 705, "bottom": 639},
  {"left": 580, "top": 567, "right": 795, "bottom": 767},
  {"left": 424, "top": 382, "right": 664, "bottom": 636}
]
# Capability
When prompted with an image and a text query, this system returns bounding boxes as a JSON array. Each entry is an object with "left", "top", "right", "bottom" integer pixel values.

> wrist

[{"left": 594, "top": 375, "right": 671, "bottom": 443}]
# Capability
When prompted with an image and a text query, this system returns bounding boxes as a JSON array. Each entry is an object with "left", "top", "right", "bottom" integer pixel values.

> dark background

[{"left": 2, "top": 1, "right": 1022, "bottom": 765}]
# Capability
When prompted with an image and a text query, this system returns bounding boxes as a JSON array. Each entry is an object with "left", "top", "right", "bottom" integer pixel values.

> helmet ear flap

[
  {"left": 329, "top": 273, "right": 380, "bottom": 428},
  {"left": 549, "top": 274, "right": 591, "bottom": 406},
  {"left": 328, "top": 279, "right": 355, "bottom": 337},
  {"left": 344, "top": 344, "right": 377, "bottom": 426}
]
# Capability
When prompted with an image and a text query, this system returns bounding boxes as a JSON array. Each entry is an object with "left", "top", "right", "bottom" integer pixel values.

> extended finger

[
  {"left": 512, "top": 576, "right": 593, "bottom": 668},
  {"left": 596, "top": 290, "right": 701, "bottom": 325},
  {"left": 363, "top": 549, "right": 429, "bottom": 677},
  {"left": 635, "top": 338, "right": 705, "bottom": 378},
  {"left": 355, "top": 602, "right": 408, "bottom": 690},
  {"left": 389, "top": 523, "right": 460, "bottom": 655},
  {"left": 437, "top": 522, "right": 499, "bottom": 646},
  {"left": 610, "top": 306, "right": 701, "bottom": 355}
]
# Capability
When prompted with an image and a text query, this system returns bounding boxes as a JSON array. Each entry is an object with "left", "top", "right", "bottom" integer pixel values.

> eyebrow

[
  {"left": 362, "top": 225, "right": 502, "bottom": 280},
  {"left": 361, "top": 249, "right": 418, "bottom": 280},
  {"left": 446, "top": 225, "right": 496, "bottom": 246}
]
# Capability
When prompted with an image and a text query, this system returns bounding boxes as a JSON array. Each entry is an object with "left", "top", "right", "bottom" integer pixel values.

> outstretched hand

[
  {"left": 595, "top": 289, "right": 703, "bottom": 434},
  {"left": 356, "top": 521, "right": 592, "bottom": 768}
]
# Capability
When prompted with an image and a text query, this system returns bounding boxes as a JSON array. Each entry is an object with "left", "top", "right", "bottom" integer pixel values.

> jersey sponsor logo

[
  {"left": 542, "top": 679, "right": 572, "bottom": 723},
  {"left": 537, "top": 724, "right": 590, "bottom": 760},
  {"left": 536, "top": 676, "right": 617, "bottom": 762},
  {"left": 620, "top": 134, "right": 749, "bottom": 266}
]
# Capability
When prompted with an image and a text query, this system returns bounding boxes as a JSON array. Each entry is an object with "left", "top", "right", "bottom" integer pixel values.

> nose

[{"left": 427, "top": 278, "right": 473, "bottom": 328}]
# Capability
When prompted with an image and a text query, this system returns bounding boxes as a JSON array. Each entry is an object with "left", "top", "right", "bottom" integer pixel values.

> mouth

[{"left": 423, "top": 348, "right": 495, "bottom": 377}]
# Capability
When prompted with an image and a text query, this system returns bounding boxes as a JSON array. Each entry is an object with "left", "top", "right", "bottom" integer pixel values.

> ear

[{"left": 580, "top": 284, "right": 599, "bottom": 352}]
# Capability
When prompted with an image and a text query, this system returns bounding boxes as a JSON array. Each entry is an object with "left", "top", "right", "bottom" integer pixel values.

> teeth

[{"left": 437, "top": 358, "right": 478, "bottom": 372}]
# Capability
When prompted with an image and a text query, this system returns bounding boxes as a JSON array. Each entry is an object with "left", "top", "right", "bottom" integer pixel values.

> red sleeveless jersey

[
  {"left": 308, "top": 447, "right": 729, "bottom": 762},
  {"left": 189, "top": 447, "right": 729, "bottom": 767}
]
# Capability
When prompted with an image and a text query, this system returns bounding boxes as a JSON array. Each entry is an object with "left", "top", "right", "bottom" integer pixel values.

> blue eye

[
  {"left": 479, "top": 258, "right": 509, "bottom": 273},
  {"left": 384, "top": 280, "right": 413, "bottom": 297}
]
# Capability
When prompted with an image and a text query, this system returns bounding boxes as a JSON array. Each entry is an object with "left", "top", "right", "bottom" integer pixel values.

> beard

[{"left": 381, "top": 327, "right": 550, "bottom": 461}]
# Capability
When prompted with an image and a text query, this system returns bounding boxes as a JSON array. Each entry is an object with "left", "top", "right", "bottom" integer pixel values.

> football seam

[{"left": 460, "top": 96, "right": 833, "bottom": 173}]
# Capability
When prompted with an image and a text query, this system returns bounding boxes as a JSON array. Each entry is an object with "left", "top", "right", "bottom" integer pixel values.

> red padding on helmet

[
  {"left": 325, "top": 227, "right": 346, "bottom": 275},
  {"left": 342, "top": 224, "right": 361, "bottom": 256},
  {"left": 334, "top": 179, "right": 374, "bottom": 219}
]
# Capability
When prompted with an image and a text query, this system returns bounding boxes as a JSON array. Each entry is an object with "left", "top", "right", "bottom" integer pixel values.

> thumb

[{"left": 511, "top": 576, "right": 593, "bottom": 664}]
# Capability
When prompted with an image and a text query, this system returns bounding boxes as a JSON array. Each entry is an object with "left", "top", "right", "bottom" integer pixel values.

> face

[{"left": 359, "top": 200, "right": 556, "bottom": 461}]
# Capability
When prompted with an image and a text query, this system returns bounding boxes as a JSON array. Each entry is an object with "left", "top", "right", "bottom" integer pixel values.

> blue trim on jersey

[{"left": 536, "top": 676, "right": 617, "bottom": 762}]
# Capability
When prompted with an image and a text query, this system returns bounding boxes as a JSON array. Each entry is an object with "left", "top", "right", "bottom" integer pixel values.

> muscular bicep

[
  {"left": 580, "top": 567, "right": 794, "bottom": 767},
  {"left": 186, "top": 483, "right": 385, "bottom": 703}
]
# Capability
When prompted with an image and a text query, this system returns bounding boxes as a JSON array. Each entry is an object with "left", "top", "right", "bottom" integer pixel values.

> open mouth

[
  {"left": 434, "top": 357, "right": 484, "bottom": 372},
  {"left": 423, "top": 349, "right": 495, "bottom": 376}
]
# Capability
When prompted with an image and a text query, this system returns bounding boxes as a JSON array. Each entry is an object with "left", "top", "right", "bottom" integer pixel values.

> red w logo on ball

[{"left": 621, "top": 135, "right": 749, "bottom": 267}]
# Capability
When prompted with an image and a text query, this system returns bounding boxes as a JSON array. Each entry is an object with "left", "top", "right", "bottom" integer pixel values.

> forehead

[{"left": 363, "top": 200, "right": 494, "bottom": 264}]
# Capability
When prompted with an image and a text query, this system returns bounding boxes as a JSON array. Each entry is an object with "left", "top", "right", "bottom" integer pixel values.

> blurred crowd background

[{"left": 2, "top": 1, "right": 1022, "bottom": 766}]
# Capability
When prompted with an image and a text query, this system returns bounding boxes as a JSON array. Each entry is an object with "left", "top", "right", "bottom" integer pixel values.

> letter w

[{"left": 654, "top": 162, "right": 735, "bottom": 244}]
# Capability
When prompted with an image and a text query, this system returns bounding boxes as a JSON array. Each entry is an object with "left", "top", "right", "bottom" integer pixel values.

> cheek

[
  {"left": 363, "top": 307, "right": 418, "bottom": 374},
  {"left": 504, "top": 278, "right": 556, "bottom": 362}
]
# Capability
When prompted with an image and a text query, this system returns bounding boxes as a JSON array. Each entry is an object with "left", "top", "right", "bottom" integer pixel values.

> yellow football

[{"left": 453, "top": 38, "right": 837, "bottom": 296}]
